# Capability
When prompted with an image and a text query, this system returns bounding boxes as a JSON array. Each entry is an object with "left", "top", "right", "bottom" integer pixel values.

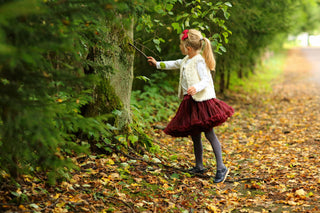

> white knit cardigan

[
  {"left": 178, "top": 54, "right": 216, "bottom": 101},
  {"left": 157, "top": 54, "right": 216, "bottom": 102}
]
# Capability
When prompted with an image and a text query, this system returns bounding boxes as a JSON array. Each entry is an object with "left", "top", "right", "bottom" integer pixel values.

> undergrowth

[{"left": 131, "top": 72, "right": 180, "bottom": 127}]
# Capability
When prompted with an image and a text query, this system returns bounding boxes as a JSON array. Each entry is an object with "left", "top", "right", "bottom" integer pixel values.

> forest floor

[{"left": 1, "top": 48, "right": 320, "bottom": 212}]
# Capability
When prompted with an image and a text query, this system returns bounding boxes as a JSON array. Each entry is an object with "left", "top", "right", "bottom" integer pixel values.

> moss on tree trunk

[{"left": 81, "top": 18, "right": 134, "bottom": 134}]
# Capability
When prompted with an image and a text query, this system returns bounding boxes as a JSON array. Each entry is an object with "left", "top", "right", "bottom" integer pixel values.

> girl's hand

[
  {"left": 147, "top": 56, "right": 157, "bottom": 66},
  {"left": 187, "top": 86, "right": 197, "bottom": 96}
]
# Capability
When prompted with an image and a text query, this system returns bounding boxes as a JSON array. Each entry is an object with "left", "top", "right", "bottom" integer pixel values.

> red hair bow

[{"left": 181, "top": 29, "right": 189, "bottom": 40}]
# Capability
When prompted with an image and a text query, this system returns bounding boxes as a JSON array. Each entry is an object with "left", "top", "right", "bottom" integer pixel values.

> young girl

[{"left": 147, "top": 29, "right": 234, "bottom": 183}]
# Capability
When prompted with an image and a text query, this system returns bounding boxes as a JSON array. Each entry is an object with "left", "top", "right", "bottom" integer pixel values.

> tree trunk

[
  {"left": 238, "top": 64, "right": 243, "bottom": 79},
  {"left": 81, "top": 17, "right": 134, "bottom": 134},
  {"left": 219, "top": 70, "right": 225, "bottom": 94},
  {"left": 226, "top": 66, "right": 230, "bottom": 89},
  {"left": 109, "top": 21, "right": 134, "bottom": 131}
]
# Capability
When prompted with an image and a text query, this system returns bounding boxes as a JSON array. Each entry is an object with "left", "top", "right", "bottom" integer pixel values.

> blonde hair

[{"left": 180, "top": 29, "right": 216, "bottom": 71}]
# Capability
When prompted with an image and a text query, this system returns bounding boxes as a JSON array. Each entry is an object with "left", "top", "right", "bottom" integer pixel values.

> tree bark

[
  {"left": 219, "top": 70, "right": 225, "bottom": 94},
  {"left": 81, "top": 17, "right": 134, "bottom": 134},
  {"left": 238, "top": 64, "right": 243, "bottom": 79},
  {"left": 226, "top": 66, "right": 230, "bottom": 89},
  {"left": 109, "top": 20, "right": 134, "bottom": 131}
]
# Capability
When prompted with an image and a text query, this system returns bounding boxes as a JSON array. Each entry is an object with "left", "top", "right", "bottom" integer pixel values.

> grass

[{"left": 228, "top": 51, "right": 287, "bottom": 94}]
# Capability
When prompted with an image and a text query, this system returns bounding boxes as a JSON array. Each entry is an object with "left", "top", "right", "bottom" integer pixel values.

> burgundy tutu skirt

[{"left": 164, "top": 95, "right": 234, "bottom": 137}]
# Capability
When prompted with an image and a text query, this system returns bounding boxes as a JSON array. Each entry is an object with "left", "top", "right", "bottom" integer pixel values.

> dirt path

[
  {"left": 301, "top": 47, "right": 320, "bottom": 85},
  {"left": 220, "top": 47, "right": 320, "bottom": 212}
]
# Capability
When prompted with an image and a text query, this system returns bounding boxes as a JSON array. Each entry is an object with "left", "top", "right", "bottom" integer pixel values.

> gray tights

[{"left": 191, "top": 129, "right": 225, "bottom": 170}]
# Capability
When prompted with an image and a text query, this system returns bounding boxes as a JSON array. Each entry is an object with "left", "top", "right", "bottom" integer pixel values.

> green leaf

[
  {"left": 222, "top": 32, "right": 229, "bottom": 39},
  {"left": 176, "top": 13, "right": 189, "bottom": 21},
  {"left": 153, "top": 39, "right": 160, "bottom": 45},
  {"left": 128, "top": 135, "right": 138, "bottom": 144},
  {"left": 171, "top": 173, "right": 180, "bottom": 179},
  {"left": 212, "top": 33, "right": 220, "bottom": 39},
  {"left": 136, "top": 76, "right": 150, "bottom": 82},
  {"left": 112, "top": 110, "right": 122, "bottom": 116},
  {"left": 11, "top": 191, "right": 20, "bottom": 197},
  {"left": 224, "top": 2, "right": 232, "bottom": 7},
  {"left": 159, "top": 38, "right": 165, "bottom": 43},
  {"left": 166, "top": 4, "right": 174, "bottom": 11},
  {"left": 219, "top": 45, "right": 227, "bottom": 52},
  {"left": 171, "top": 22, "right": 181, "bottom": 33},
  {"left": 222, "top": 8, "right": 230, "bottom": 19},
  {"left": 156, "top": 45, "right": 161, "bottom": 53},
  {"left": 154, "top": 5, "right": 162, "bottom": 13},
  {"left": 29, "top": 203, "right": 40, "bottom": 209},
  {"left": 185, "top": 18, "right": 190, "bottom": 27},
  {"left": 96, "top": 142, "right": 103, "bottom": 148}
]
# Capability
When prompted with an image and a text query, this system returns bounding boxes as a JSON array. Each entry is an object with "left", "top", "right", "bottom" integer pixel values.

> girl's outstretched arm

[{"left": 148, "top": 57, "right": 182, "bottom": 70}]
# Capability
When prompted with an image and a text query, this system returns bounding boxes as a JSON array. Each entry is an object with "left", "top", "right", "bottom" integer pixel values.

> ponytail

[
  {"left": 181, "top": 29, "right": 216, "bottom": 71},
  {"left": 202, "top": 38, "right": 216, "bottom": 71}
]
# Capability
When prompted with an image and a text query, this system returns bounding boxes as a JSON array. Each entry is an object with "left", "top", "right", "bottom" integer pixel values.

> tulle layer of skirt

[{"left": 164, "top": 95, "right": 234, "bottom": 137}]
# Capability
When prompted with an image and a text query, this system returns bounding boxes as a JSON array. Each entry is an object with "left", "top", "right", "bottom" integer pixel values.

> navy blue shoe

[
  {"left": 214, "top": 167, "right": 229, "bottom": 183},
  {"left": 188, "top": 167, "right": 207, "bottom": 174}
]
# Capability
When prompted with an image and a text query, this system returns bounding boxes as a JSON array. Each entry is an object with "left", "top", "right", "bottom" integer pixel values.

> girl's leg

[
  {"left": 191, "top": 133, "right": 204, "bottom": 169},
  {"left": 204, "top": 129, "right": 225, "bottom": 170}
]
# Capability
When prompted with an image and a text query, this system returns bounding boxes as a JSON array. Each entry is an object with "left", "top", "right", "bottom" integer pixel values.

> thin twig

[
  {"left": 225, "top": 177, "right": 265, "bottom": 183},
  {"left": 106, "top": 196, "right": 135, "bottom": 213},
  {"left": 41, "top": 197, "right": 63, "bottom": 211},
  {"left": 129, "top": 43, "right": 148, "bottom": 59},
  {"left": 132, "top": 40, "right": 163, "bottom": 60}
]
